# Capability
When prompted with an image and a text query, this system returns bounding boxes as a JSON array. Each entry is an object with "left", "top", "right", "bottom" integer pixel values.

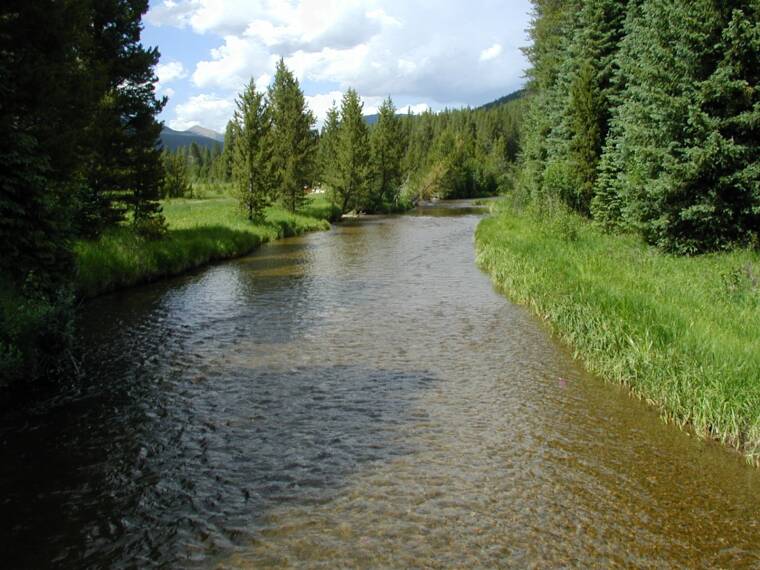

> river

[{"left": 1, "top": 201, "right": 759, "bottom": 568}]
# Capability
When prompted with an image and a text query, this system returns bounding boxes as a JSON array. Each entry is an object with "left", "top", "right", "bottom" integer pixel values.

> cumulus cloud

[
  {"left": 479, "top": 43, "right": 503, "bottom": 62},
  {"left": 156, "top": 61, "right": 187, "bottom": 85},
  {"left": 170, "top": 94, "right": 236, "bottom": 132},
  {"left": 192, "top": 35, "right": 276, "bottom": 90},
  {"left": 148, "top": 0, "right": 531, "bottom": 128},
  {"left": 149, "top": 0, "right": 529, "bottom": 99}
]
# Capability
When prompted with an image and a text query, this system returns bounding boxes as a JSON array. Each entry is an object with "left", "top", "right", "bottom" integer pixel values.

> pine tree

[
  {"left": 333, "top": 89, "right": 371, "bottom": 213},
  {"left": 518, "top": 0, "right": 581, "bottom": 203},
  {"left": 221, "top": 120, "right": 237, "bottom": 182},
  {"left": 318, "top": 102, "right": 341, "bottom": 189},
  {"left": 268, "top": 59, "right": 317, "bottom": 213},
  {"left": 0, "top": 0, "right": 96, "bottom": 289},
  {"left": 162, "top": 151, "right": 191, "bottom": 198},
  {"left": 232, "top": 79, "right": 274, "bottom": 221},
  {"left": 594, "top": 0, "right": 758, "bottom": 252},
  {"left": 81, "top": 0, "right": 166, "bottom": 237},
  {"left": 369, "top": 97, "right": 405, "bottom": 210}
]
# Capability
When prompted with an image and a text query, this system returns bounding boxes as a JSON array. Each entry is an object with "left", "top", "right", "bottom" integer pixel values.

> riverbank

[
  {"left": 75, "top": 196, "right": 340, "bottom": 298},
  {"left": 0, "top": 196, "right": 339, "bottom": 385},
  {"left": 475, "top": 202, "right": 760, "bottom": 464}
]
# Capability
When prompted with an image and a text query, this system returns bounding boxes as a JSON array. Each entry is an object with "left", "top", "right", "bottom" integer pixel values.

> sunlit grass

[
  {"left": 475, "top": 201, "right": 760, "bottom": 464},
  {"left": 75, "top": 196, "right": 340, "bottom": 298}
]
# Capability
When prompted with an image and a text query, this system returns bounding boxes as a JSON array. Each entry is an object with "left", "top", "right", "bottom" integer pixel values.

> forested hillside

[{"left": 517, "top": 0, "right": 759, "bottom": 253}]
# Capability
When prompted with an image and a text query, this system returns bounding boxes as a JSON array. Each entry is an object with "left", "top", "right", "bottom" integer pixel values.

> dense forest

[{"left": 517, "top": 0, "right": 759, "bottom": 254}]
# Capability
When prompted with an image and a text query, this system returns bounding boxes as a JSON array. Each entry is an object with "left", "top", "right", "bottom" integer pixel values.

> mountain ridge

[{"left": 160, "top": 125, "right": 224, "bottom": 151}]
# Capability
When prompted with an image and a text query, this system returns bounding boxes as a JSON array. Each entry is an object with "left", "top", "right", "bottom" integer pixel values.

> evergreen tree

[
  {"left": 594, "top": 0, "right": 758, "bottom": 252},
  {"left": 0, "top": 0, "right": 95, "bottom": 289},
  {"left": 369, "top": 97, "right": 405, "bottom": 210},
  {"left": 318, "top": 102, "right": 340, "bottom": 188},
  {"left": 518, "top": 0, "right": 581, "bottom": 202},
  {"left": 162, "top": 151, "right": 191, "bottom": 198},
  {"left": 232, "top": 79, "right": 274, "bottom": 221},
  {"left": 268, "top": 59, "right": 317, "bottom": 213},
  {"left": 221, "top": 121, "right": 237, "bottom": 182},
  {"left": 81, "top": 0, "right": 166, "bottom": 237},
  {"left": 333, "top": 89, "right": 371, "bottom": 213}
]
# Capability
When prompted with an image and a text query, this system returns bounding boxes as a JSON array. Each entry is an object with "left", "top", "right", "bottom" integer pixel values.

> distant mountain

[
  {"left": 479, "top": 89, "right": 527, "bottom": 110},
  {"left": 160, "top": 125, "right": 224, "bottom": 151},
  {"left": 185, "top": 125, "right": 225, "bottom": 143},
  {"left": 363, "top": 114, "right": 380, "bottom": 126}
]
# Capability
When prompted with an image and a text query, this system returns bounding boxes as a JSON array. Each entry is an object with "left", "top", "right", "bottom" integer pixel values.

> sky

[{"left": 142, "top": 0, "right": 534, "bottom": 133}]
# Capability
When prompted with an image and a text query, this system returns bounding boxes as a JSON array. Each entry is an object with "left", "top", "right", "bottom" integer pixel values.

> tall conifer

[
  {"left": 232, "top": 79, "right": 274, "bottom": 221},
  {"left": 268, "top": 59, "right": 317, "bottom": 213}
]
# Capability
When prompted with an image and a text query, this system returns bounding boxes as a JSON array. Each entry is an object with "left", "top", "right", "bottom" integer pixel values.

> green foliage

[
  {"left": 0, "top": 0, "right": 90, "bottom": 292},
  {"left": 81, "top": 0, "right": 166, "bottom": 235},
  {"left": 0, "top": 0, "right": 165, "bottom": 383},
  {"left": 369, "top": 97, "right": 405, "bottom": 210},
  {"left": 318, "top": 103, "right": 341, "bottom": 188},
  {"left": 330, "top": 89, "right": 372, "bottom": 214},
  {"left": 231, "top": 79, "right": 274, "bottom": 221},
  {"left": 0, "top": 279, "right": 75, "bottom": 386},
  {"left": 162, "top": 151, "right": 192, "bottom": 198},
  {"left": 520, "top": 0, "right": 759, "bottom": 254},
  {"left": 476, "top": 204, "right": 760, "bottom": 463},
  {"left": 314, "top": 89, "right": 525, "bottom": 211},
  {"left": 268, "top": 59, "right": 318, "bottom": 213}
]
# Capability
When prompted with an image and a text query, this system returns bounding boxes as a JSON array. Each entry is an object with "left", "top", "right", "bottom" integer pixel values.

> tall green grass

[
  {"left": 75, "top": 196, "right": 339, "bottom": 298},
  {"left": 475, "top": 201, "right": 760, "bottom": 464}
]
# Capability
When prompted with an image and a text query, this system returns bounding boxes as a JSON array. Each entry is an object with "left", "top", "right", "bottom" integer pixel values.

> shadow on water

[
  {"left": 0, "top": 363, "right": 439, "bottom": 568},
  {"left": 3, "top": 200, "right": 760, "bottom": 568}
]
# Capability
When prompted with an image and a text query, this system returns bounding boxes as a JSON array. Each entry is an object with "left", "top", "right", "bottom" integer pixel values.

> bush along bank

[{"left": 475, "top": 201, "right": 760, "bottom": 465}]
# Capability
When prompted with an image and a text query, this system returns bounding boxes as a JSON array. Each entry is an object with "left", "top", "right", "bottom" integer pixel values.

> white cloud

[
  {"left": 150, "top": 1, "right": 532, "bottom": 128},
  {"left": 402, "top": 102, "right": 430, "bottom": 115},
  {"left": 146, "top": 0, "right": 200, "bottom": 28},
  {"left": 156, "top": 61, "right": 187, "bottom": 85},
  {"left": 192, "top": 34, "right": 278, "bottom": 91},
  {"left": 304, "top": 91, "right": 344, "bottom": 126},
  {"left": 163, "top": 87, "right": 176, "bottom": 98},
  {"left": 479, "top": 43, "right": 503, "bottom": 62},
  {"left": 170, "top": 94, "right": 236, "bottom": 132}
]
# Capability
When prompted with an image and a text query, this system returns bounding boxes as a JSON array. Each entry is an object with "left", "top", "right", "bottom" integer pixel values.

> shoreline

[
  {"left": 75, "top": 197, "right": 339, "bottom": 300},
  {"left": 474, "top": 204, "right": 760, "bottom": 465}
]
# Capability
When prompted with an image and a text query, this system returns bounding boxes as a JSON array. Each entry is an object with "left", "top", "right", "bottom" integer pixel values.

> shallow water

[{"left": 1, "top": 201, "right": 759, "bottom": 568}]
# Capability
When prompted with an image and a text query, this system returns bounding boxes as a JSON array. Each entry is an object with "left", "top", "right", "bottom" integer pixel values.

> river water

[{"left": 1, "top": 201, "right": 759, "bottom": 568}]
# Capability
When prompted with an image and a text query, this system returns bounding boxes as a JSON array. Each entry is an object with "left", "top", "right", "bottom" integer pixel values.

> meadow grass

[
  {"left": 75, "top": 196, "right": 340, "bottom": 298},
  {"left": 475, "top": 201, "right": 760, "bottom": 464}
]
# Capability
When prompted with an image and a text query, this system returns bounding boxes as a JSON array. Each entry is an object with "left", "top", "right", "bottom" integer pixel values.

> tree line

[
  {"left": 518, "top": 0, "right": 759, "bottom": 253},
  {"left": 163, "top": 64, "right": 525, "bottom": 215}
]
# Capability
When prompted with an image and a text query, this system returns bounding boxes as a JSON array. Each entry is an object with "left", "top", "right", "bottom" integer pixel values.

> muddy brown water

[{"left": 1, "top": 201, "right": 759, "bottom": 568}]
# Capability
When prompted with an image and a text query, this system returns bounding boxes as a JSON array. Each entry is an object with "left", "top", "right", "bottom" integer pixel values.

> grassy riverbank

[
  {"left": 475, "top": 202, "right": 760, "bottom": 464},
  {"left": 75, "top": 196, "right": 340, "bottom": 298},
  {"left": 1, "top": 196, "right": 339, "bottom": 385}
]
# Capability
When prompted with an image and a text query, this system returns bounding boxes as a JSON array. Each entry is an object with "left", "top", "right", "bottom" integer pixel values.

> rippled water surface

[{"left": 1, "top": 201, "right": 759, "bottom": 568}]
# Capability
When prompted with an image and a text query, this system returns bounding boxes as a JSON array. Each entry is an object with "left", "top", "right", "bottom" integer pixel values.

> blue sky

[{"left": 143, "top": 0, "right": 533, "bottom": 132}]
